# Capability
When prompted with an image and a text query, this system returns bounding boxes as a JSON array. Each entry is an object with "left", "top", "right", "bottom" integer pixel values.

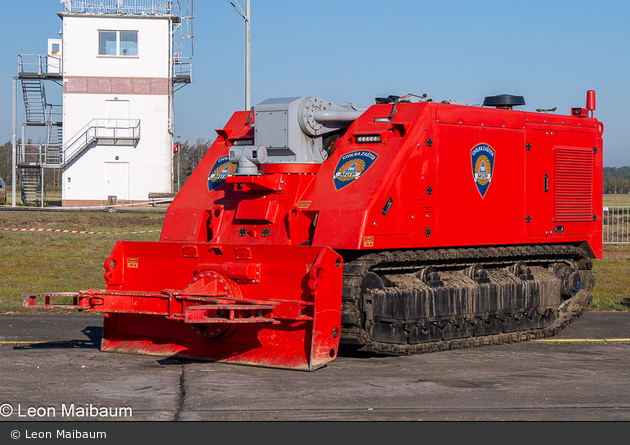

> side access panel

[
  {"left": 526, "top": 126, "right": 601, "bottom": 253},
  {"left": 526, "top": 129, "right": 553, "bottom": 237},
  {"left": 434, "top": 109, "right": 527, "bottom": 247}
]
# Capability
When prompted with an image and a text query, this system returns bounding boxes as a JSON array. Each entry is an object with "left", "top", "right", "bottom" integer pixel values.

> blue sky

[{"left": 2, "top": 0, "right": 629, "bottom": 166}]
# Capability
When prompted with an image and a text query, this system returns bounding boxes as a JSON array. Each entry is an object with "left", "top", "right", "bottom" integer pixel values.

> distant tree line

[
  {"left": 603, "top": 166, "right": 630, "bottom": 194},
  {"left": 0, "top": 140, "right": 11, "bottom": 182},
  {"left": 173, "top": 138, "right": 213, "bottom": 189}
]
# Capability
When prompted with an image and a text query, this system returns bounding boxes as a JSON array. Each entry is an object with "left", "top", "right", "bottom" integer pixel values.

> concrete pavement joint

[{"left": 173, "top": 365, "right": 187, "bottom": 421}]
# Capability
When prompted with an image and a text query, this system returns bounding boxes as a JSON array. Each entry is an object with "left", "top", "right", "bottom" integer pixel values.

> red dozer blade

[{"left": 24, "top": 242, "right": 343, "bottom": 371}]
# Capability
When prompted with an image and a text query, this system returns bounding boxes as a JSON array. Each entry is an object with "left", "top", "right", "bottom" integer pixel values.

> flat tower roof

[{"left": 60, "top": 0, "right": 176, "bottom": 16}]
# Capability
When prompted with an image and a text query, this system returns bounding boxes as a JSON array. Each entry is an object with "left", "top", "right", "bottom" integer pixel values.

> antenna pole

[
  {"left": 228, "top": 0, "right": 251, "bottom": 111},
  {"left": 12, "top": 77, "right": 17, "bottom": 207},
  {"left": 245, "top": 0, "right": 250, "bottom": 111}
]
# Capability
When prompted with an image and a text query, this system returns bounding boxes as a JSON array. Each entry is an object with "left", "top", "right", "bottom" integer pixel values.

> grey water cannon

[{"left": 229, "top": 96, "right": 366, "bottom": 175}]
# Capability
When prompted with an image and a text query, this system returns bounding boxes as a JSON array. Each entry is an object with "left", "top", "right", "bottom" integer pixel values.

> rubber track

[{"left": 340, "top": 244, "right": 594, "bottom": 355}]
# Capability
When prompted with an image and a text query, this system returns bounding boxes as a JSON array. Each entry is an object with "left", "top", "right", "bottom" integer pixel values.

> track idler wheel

[
  {"left": 361, "top": 272, "right": 385, "bottom": 291},
  {"left": 563, "top": 271, "right": 582, "bottom": 298},
  {"left": 552, "top": 264, "right": 582, "bottom": 298}
]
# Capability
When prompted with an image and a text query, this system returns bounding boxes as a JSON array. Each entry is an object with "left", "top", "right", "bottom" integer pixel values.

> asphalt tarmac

[{"left": 0, "top": 312, "right": 628, "bottom": 422}]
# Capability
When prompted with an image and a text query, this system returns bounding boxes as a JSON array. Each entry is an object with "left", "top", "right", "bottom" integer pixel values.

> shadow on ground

[{"left": 11, "top": 325, "right": 102, "bottom": 350}]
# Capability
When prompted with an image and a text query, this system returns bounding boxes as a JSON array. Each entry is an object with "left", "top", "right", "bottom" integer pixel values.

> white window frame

[{"left": 98, "top": 30, "right": 139, "bottom": 57}]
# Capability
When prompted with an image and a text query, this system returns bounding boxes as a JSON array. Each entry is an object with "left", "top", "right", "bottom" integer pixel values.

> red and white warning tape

[
  {"left": 0, "top": 227, "right": 161, "bottom": 235},
  {"left": 0, "top": 198, "right": 174, "bottom": 210}
]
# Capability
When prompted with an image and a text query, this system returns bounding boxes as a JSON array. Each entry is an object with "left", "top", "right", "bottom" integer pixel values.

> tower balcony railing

[
  {"left": 17, "top": 144, "right": 62, "bottom": 168},
  {"left": 17, "top": 116, "right": 139, "bottom": 168},
  {"left": 17, "top": 120, "right": 140, "bottom": 169},
  {"left": 18, "top": 55, "right": 62, "bottom": 77},
  {"left": 61, "top": 0, "right": 175, "bottom": 15},
  {"left": 64, "top": 119, "right": 141, "bottom": 167},
  {"left": 172, "top": 56, "right": 192, "bottom": 88}
]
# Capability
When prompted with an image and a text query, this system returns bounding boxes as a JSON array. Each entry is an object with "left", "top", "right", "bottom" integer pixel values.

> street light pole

[
  {"left": 177, "top": 136, "right": 181, "bottom": 192},
  {"left": 228, "top": 0, "right": 251, "bottom": 110},
  {"left": 245, "top": 0, "right": 250, "bottom": 111},
  {"left": 12, "top": 77, "right": 17, "bottom": 207}
]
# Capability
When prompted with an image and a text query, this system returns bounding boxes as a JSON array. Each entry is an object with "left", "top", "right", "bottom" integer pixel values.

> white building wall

[
  {"left": 62, "top": 16, "right": 170, "bottom": 78},
  {"left": 60, "top": 14, "right": 173, "bottom": 206},
  {"left": 63, "top": 94, "right": 171, "bottom": 201}
]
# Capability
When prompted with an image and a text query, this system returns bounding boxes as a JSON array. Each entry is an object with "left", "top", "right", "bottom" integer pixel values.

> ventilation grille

[{"left": 554, "top": 146, "right": 593, "bottom": 222}]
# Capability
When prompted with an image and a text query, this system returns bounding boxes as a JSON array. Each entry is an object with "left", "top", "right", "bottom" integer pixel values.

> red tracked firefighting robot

[{"left": 26, "top": 91, "right": 603, "bottom": 371}]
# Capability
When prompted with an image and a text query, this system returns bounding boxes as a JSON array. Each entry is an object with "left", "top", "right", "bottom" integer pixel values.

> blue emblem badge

[
  {"left": 471, "top": 143, "right": 495, "bottom": 198},
  {"left": 333, "top": 151, "right": 378, "bottom": 190},
  {"left": 208, "top": 156, "right": 237, "bottom": 191}
]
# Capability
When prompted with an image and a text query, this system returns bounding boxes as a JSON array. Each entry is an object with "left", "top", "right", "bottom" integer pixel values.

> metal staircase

[
  {"left": 20, "top": 168, "right": 42, "bottom": 205},
  {"left": 44, "top": 122, "right": 63, "bottom": 166},
  {"left": 22, "top": 79, "right": 47, "bottom": 123},
  {"left": 17, "top": 58, "right": 64, "bottom": 206}
]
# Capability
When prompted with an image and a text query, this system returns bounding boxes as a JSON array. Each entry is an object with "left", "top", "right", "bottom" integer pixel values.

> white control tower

[{"left": 14, "top": 0, "right": 193, "bottom": 207}]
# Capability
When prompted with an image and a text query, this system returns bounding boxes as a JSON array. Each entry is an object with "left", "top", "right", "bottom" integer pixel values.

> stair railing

[{"left": 63, "top": 119, "right": 141, "bottom": 166}]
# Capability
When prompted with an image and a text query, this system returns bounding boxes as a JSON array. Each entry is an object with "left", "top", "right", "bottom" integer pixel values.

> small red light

[{"left": 587, "top": 90, "right": 596, "bottom": 111}]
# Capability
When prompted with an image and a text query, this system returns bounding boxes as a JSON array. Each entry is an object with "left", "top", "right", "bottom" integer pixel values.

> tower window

[
  {"left": 119, "top": 32, "right": 138, "bottom": 56},
  {"left": 99, "top": 31, "right": 138, "bottom": 56}
]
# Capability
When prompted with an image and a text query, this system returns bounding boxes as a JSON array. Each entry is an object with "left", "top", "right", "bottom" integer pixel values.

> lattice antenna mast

[
  {"left": 178, "top": 0, "right": 194, "bottom": 56},
  {"left": 171, "top": 0, "right": 194, "bottom": 93},
  {"left": 172, "top": 1, "right": 194, "bottom": 59}
]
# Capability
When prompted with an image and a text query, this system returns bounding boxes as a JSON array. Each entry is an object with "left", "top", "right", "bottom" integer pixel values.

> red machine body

[
  {"left": 25, "top": 92, "right": 603, "bottom": 370},
  {"left": 163, "top": 101, "right": 603, "bottom": 254}
]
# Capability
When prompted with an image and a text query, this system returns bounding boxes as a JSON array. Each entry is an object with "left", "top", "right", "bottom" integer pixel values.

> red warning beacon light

[
  {"left": 573, "top": 90, "right": 596, "bottom": 117},
  {"left": 24, "top": 91, "right": 604, "bottom": 371}
]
